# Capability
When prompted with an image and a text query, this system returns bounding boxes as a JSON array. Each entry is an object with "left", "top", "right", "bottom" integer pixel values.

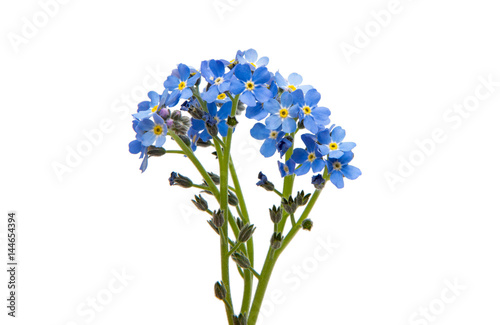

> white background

[{"left": 1, "top": 0, "right": 499, "bottom": 324}]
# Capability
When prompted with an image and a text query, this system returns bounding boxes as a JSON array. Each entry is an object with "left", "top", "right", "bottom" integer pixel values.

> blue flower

[
  {"left": 274, "top": 72, "right": 312, "bottom": 93},
  {"left": 230, "top": 64, "right": 272, "bottom": 106},
  {"left": 137, "top": 114, "right": 168, "bottom": 147},
  {"left": 317, "top": 126, "right": 357, "bottom": 159},
  {"left": 278, "top": 159, "right": 296, "bottom": 177},
  {"left": 134, "top": 90, "right": 170, "bottom": 120},
  {"left": 201, "top": 60, "right": 234, "bottom": 103},
  {"left": 187, "top": 118, "right": 208, "bottom": 151},
  {"left": 204, "top": 102, "right": 232, "bottom": 137},
  {"left": 276, "top": 136, "right": 293, "bottom": 158},
  {"left": 311, "top": 174, "right": 325, "bottom": 188},
  {"left": 245, "top": 81, "right": 278, "bottom": 120},
  {"left": 291, "top": 134, "right": 326, "bottom": 176},
  {"left": 264, "top": 92, "right": 298, "bottom": 133},
  {"left": 164, "top": 63, "right": 200, "bottom": 103},
  {"left": 326, "top": 151, "right": 362, "bottom": 189},
  {"left": 291, "top": 89, "right": 331, "bottom": 134},
  {"left": 129, "top": 140, "right": 149, "bottom": 173},
  {"left": 236, "top": 49, "right": 269, "bottom": 70},
  {"left": 250, "top": 123, "right": 285, "bottom": 158}
]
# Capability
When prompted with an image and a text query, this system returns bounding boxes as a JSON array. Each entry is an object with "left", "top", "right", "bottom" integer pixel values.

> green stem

[
  {"left": 248, "top": 188, "right": 324, "bottom": 325},
  {"left": 227, "top": 242, "right": 242, "bottom": 257}
]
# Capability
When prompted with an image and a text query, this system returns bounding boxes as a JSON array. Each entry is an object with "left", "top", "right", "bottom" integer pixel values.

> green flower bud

[
  {"left": 295, "top": 190, "right": 311, "bottom": 206},
  {"left": 191, "top": 195, "right": 208, "bottom": 211},
  {"left": 302, "top": 219, "right": 313, "bottom": 231},
  {"left": 282, "top": 196, "right": 297, "bottom": 215},
  {"left": 214, "top": 281, "right": 226, "bottom": 300},
  {"left": 231, "top": 252, "right": 251, "bottom": 269},
  {"left": 228, "top": 191, "right": 239, "bottom": 206},
  {"left": 207, "top": 219, "right": 220, "bottom": 235},
  {"left": 147, "top": 146, "right": 167, "bottom": 157},
  {"left": 212, "top": 209, "right": 225, "bottom": 228},
  {"left": 270, "top": 232, "right": 283, "bottom": 250},
  {"left": 178, "top": 134, "right": 191, "bottom": 147},
  {"left": 238, "top": 223, "right": 256, "bottom": 243},
  {"left": 169, "top": 172, "right": 193, "bottom": 188},
  {"left": 208, "top": 172, "right": 220, "bottom": 185},
  {"left": 236, "top": 217, "right": 244, "bottom": 230},
  {"left": 269, "top": 205, "right": 282, "bottom": 224},
  {"left": 227, "top": 116, "right": 238, "bottom": 128},
  {"left": 233, "top": 313, "right": 247, "bottom": 325}
]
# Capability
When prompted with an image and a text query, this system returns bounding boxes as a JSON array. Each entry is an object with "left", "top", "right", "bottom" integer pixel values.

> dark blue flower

[
  {"left": 291, "top": 89, "right": 331, "bottom": 134},
  {"left": 276, "top": 136, "right": 293, "bottom": 158},
  {"left": 291, "top": 134, "right": 326, "bottom": 176},
  {"left": 250, "top": 123, "right": 285, "bottom": 158},
  {"left": 326, "top": 151, "right": 362, "bottom": 189},
  {"left": 230, "top": 64, "right": 272, "bottom": 106},
  {"left": 278, "top": 159, "right": 296, "bottom": 177}
]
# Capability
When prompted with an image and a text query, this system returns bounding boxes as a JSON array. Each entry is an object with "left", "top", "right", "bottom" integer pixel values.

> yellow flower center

[
  {"left": 269, "top": 131, "right": 278, "bottom": 139},
  {"left": 153, "top": 125, "right": 163, "bottom": 135},
  {"left": 302, "top": 106, "right": 312, "bottom": 115},
  {"left": 279, "top": 108, "right": 289, "bottom": 118},
  {"left": 307, "top": 153, "right": 316, "bottom": 162},
  {"left": 245, "top": 81, "right": 255, "bottom": 91},
  {"left": 178, "top": 81, "right": 187, "bottom": 90},
  {"left": 217, "top": 93, "right": 227, "bottom": 100},
  {"left": 333, "top": 161, "right": 342, "bottom": 171},
  {"left": 152, "top": 105, "right": 159, "bottom": 113},
  {"left": 284, "top": 166, "right": 289, "bottom": 173},
  {"left": 329, "top": 142, "right": 338, "bottom": 151},
  {"left": 288, "top": 85, "right": 297, "bottom": 91},
  {"left": 214, "top": 77, "right": 223, "bottom": 85},
  {"left": 250, "top": 62, "right": 257, "bottom": 68}
]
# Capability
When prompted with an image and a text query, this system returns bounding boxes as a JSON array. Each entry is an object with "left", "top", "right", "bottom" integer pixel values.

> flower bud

[
  {"left": 147, "top": 146, "right": 167, "bottom": 157},
  {"left": 178, "top": 134, "right": 191, "bottom": 147},
  {"left": 256, "top": 172, "right": 274, "bottom": 191},
  {"left": 227, "top": 116, "right": 238, "bottom": 128},
  {"left": 208, "top": 172, "right": 220, "bottom": 185},
  {"left": 169, "top": 172, "right": 193, "bottom": 188},
  {"left": 189, "top": 106, "right": 205, "bottom": 120},
  {"left": 302, "top": 219, "right": 313, "bottom": 231},
  {"left": 282, "top": 196, "right": 297, "bottom": 215},
  {"left": 238, "top": 223, "right": 256, "bottom": 243},
  {"left": 231, "top": 252, "right": 251, "bottom": 269},
  {"left": 207, "top": 219, "right": 220, "bottom": 235},
  {"left": 270, "top": 232, "right": 283, "bottom": 250},
  {"left": 312, "top": 174, "right": 326, "bottom": 190},
  {"left": 269, "top": 205, "right": 282, "bottom": 224},
  {"left": 191, "top": 194, "right": 208, "bottom": 211},
  {"left": 233, "top": 313, "right": 247, "bottom": 325},
  {"left": 294, "top": 190, "right": 311, "bottom": 206},
  {"left": 236, "top": 217, "right": 244, "bottom": 230},
  {"left": 205, "top": 115, "right": 219, "bottom": 138},
  {"left": 214, "top": 281, "right": 226, "bottom": 300},
  {"left": 228, "top": 191, "right": 239, "bottom": 206},
  {"left": 212, "top": 209, "right": 225, "bottom": 228},
  {"left": 276, "top": 136, "right": 293, "bottom": 158}
]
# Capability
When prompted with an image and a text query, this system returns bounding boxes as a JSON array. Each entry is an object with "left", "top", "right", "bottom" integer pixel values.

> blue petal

[
  {"left": 282, "top": 117, "right": 296, "bottom": 134},
  {"left": 291, "top": 148, "right": 308, "bottom": 164},
  {"left": 256, "top": 56, "right": 269, "bottom": 67},
  {"left": 331, "top": 126, "right": 346, "bottom": 143},
  {"left": 246, "top": 104, "right": 268, "bottom": 121},
  {"left": 305, "top": 89, "right": 321, "bottom": 106},
  {"left": 230, "top": 80, "right": 245, "bottom": 95},
  {"left": 292, "top": 89, "right": 305, "bottom": 106},
  {"left": 245, "top": 49, "right": 258, "bottom": 63},
  {"left": 288, "top": 73, "right": 303, "bottom": 86},
  {"left": 264, "top": 99, "right": 280, "bottom": 114},
  {"left": 218, "top": 102, "right": 232, "bottom": 119},
  {"left": 152, "top": 114, "right": 164, "bottom": 125},
  {"left": 180, "top": 88, "right": 193, "bottom": 99},
  {"left": 274, "top": 71, "right": 287, "bottom": 88},
  {"left": 218, "top": 121, "right": 229, "bottom": 137},
  {"left": 312, "top": 159, "right": 325, "bottom": 172},
  {"left": 342, "top": 165, "right": 361, "bottom": 180},
  {"left": 339, "top": 142, "right": 356, "bottom": 151},
  {"left": 234, "top": 64, "right": 252, "bottom": 82},
  {"left": 129, "top": 140, "right": 143, "bottom": 154},
  {"left": 303, "top": 116, "right": 319, "bottom": 134},
  {"left": 330, "top": 171, "right": 344, "bottom": 188},
  {"left": 141, "top": 132, "right": 156, "bottom": 146},
  {"left": 250, "top": 123, "right": 270, "bottom": 140},
  {"left": 317, "top": 129, "right": 331, "bottom": 145},
  {"left": 252, "top": 67, "right": 271, "bottom": 84},
  {"left": 156, "top": 135, "right": 166, "bottom": 147},
  {"left": 253, "top": 86, "right": 272, "bottom": 103},
  {"left": 339, "top": 151, "right": 354, "bottom": 164},
  {"left": 260, "top": 138, "right": 277, "bottom": 157},
  {"left": 202, "top": 86, "right": 220, "bottom": 103},
  {"left": 240, "top": 91, "right": 257, "bottom": 106},
  {"left": 295, "top": 161, "right": 311, "bottom": 176},
  {"left": 281, "top": 92, "right": 293, "bottom": 108},
  {"left": 207, "top": 102, "right": 217, "bottom": 117},
  {"left": 301, "top": 133, "right": 317, "bottom": 153},
  {"left": 329, "top": 151, "right": 344, "bottom": 159},
  {"left": 265, "top": 115, "right": 282, "bottom": 130},
  {"left": 138, "top": 119, "right": 155, "bottom": 131},
  {"left": 209, "top": 60, "right": 225, "bottom": 77},
  {"left": 177, "top": 63, "right": 190, "bottom": 81},
  {"left": 164, "top": 76, "right": 180, "bottom": 90}
]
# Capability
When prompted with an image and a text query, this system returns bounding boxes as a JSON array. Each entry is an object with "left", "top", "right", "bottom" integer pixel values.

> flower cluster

[{"left": 129, "top": 49, "right": 361, "bottom": 188}]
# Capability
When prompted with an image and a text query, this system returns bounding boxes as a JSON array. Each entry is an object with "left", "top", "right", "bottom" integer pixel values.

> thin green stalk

[{"left": 248, "top": 187, "right": 324, "bottom": 325}]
